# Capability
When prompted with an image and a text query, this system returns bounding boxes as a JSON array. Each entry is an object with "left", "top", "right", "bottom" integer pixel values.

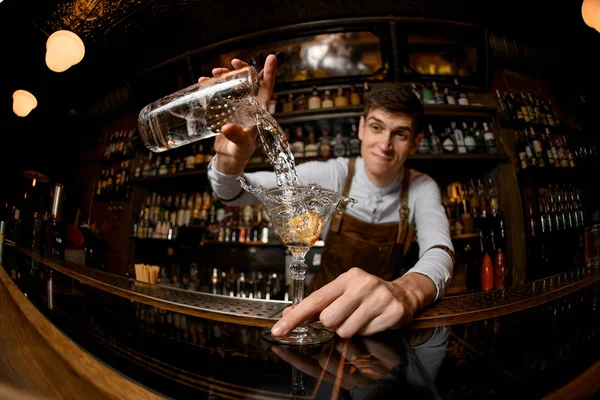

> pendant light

[
  {"left": 12, "top": 90, "right": 38, "bottom": 117},
  {"left": 45, "top": 30, "right": 85, "bottom": 72},
  {"left": 582, "top": 0, "right": 600, "bottom": 31}
]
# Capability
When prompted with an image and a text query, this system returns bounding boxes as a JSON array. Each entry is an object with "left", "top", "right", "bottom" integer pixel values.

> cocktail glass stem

[{"left": 290, "top": 251, "right": 308, "bottom": 306}]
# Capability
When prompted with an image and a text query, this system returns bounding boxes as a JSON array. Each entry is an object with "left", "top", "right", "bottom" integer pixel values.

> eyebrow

[{"left": 367, "top": 116, "right": 413, "bottom": 134}]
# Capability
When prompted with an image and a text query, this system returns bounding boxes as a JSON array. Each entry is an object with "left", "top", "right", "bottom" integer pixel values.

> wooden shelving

[
  {"left": 130, "top": 154, "right": 509, "bottom": 187},
  {"left": 272, "top": 104, "right": 498, "bottom": 124}
]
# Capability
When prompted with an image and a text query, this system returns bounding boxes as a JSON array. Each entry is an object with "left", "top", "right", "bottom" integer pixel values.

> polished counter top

[
  {"left": 12, "top": 244, "right": 600, "bottom": 329},
  {"left": 1, "top": 244, "right": 599, "bottom": 399}
]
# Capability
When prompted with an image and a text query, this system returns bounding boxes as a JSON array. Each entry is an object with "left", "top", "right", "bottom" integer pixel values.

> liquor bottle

[
  {"left": 444, "top": 87, "right": 456, "bottom": 105},
  {"left": 472, "top": 121, "right": 486, "bottom": 153},
  {"left": 268, "top": 93, "right": 277, "bottom": 114},
  {"left": 333, "top": 133, "right": 346, "bottom": 157},
  {"left": 462, "top": 122, "right": 477, "bottom": 153},
  {"left": 451, "top": 121, "right": 467, "bottom": 154},
  {"left": 534, "top": 99, "right": 546, "bottom": 125},
  {"left": 195, "top": 143, "right": 205, "bottom": 168},
  {"left": 494, "top": 249, "right": 507, "bottom": 289},
  {"left": 454, "top": 78, "right": 470, "bottom": 105},
  {"left": 515, "top": 131, "right": 528, "bottom": 170},
  {"left": 421, "top": 83, "right": 435, "bottom": 105},
  {"left": 283, "top": 93, "right": 294, "bottom": 113},
  {"left": 363, "top": 82, "right": 370, "bottom": 104},
  {"left": 510, "top": 91, "right": 524, "bottom": 121},
  {"left": 304, "top": 131, "right": 319, "bottom": 158},
  {"left": 319, "top": 130, "right": 332, "bottom": 157},
  {"left": 548, "top": 98, "right": 561, "bottom": 126},
  {"left": 441, "top": 128, "right": 456, "bottom": 154},
  {"left": 410, "top": 83, "right": 422, "bottom": 103},
  {"left": 291, "top": 127, "right": 305, "bottom": 159},
  {"left": 321, "top": 90, "right": 334, "bottom": 108},
  {"left": 418, "top": 127, "right": 431, "bottom": 154},
  {"left": 483, "top": 122, "right": 497, "bottom": 154},
  {"left": 519, "top": 92, "right": 531, "bottom": 123},
  {"left": 347, "top": 123, "right": 361, "bottom": 156},
  {"left": 542, "top": 101, "right": 555, "bottom": 126},
  {"left": 524, "top": 92, "right": 536, "bottom": 124},
  {"left": 481, "top": 253, "right": 494, "bottom": 291},
  {"left": 334, "top": 87, "right": 349, "bottom": 107},
  {"left": 186, "top": 144, "right": 196, "bottom": 170},
  {"left": 541, "top": 130, "right": 554, "bottom": 167},
  {"left": 432, "top": 82, "right": 445, "bottom": 104},
  {"left": 308, "top": 86, "right": 321, "bottom": 110},
  {"left": 428, "top": 124, "right": 442, "bottom": 155},
  {"left": 530, "top": 128, "right": 546, "bottom": 167},
  {"left": 349, "top": 84, "right": 361, "bottom": 106},
  {"left": 295, "top": 93, "right": 307, "bottom": 111}
]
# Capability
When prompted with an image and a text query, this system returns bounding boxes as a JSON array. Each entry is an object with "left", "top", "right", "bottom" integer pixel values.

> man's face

[{"left": 358, "top": 108, "right": 421, "bottom": 186}]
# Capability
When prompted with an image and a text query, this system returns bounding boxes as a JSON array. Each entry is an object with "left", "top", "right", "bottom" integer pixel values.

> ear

[
  {"left": 358, "top": 116, "right": 365, "bottom": 141},
  {"left": 410, "top": 133, "right": 424, "bottom": 155}
]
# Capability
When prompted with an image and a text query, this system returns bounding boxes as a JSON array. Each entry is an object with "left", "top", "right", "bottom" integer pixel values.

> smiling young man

[{"left": 206, "top": 55, "right": 454, "bottom": 339}]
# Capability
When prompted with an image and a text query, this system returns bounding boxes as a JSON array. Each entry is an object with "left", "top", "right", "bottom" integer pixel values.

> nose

[{"left": 377, "top": 132, "right": 393, "bottom": 151}]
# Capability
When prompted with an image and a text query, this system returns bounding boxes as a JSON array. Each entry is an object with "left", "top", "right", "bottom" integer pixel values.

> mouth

[{"left": 371, "top": 152, "right": 394, "bottom": 162}]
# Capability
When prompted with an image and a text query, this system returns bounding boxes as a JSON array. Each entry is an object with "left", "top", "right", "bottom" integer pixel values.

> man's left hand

[{"left": 272, "top": 268, "right": 433, "bottom": 338}]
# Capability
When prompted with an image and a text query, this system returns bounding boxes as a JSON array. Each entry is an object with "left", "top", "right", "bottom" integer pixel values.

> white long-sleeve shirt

[{"left": 207, "top": 156, "right": 454, "bottom": 300}]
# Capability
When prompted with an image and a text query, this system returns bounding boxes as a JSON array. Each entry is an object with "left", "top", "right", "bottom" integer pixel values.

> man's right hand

[{"left": 199, "top": 54, "right": 278, "bottom": 175}]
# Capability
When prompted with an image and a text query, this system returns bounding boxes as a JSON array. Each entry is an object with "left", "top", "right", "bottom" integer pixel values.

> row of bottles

[
  {"left": 443, "top": 177, "right": 505, "bottom": 254},
  {"left": 103, "top": 128, "right": 137, "bottom": 162},
  {"left": 522, "top": 184, "right": 587, "bottom": 279},
  {"left": 133, "top": 142, "right": 215, "bottom": 179},
  {"left": 269, "top": 83, "right": 368, "bottom": 114},
  {"left": 95, "top": 160, "right": 132, "bottom": 210},
  {"left": 411, "top": 79, "right": 470, "bottom": 106},
  {"left": 514, "top": 128, "right": 576, "bottom": 169},
  {"left": 150, "top": 262, "right": 287, "bottom": 300},
  {"left": 132, "top": 190, "right": 279, "bottom": 245},
  {"left": 418, "top": 120, "right": 498, "bottom": 155},
  {"left": 496, "top": 89, "right": 561, "bottom": 127},
  {"left": 524, "top": 184, "right": 586, "bottom": 240},
  {"left": 287, "top": 122, "right": 361, "bottom": 159}
]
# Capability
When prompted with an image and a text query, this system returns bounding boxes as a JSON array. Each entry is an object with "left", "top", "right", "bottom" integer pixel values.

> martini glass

[{"left": 238, "top": 177, "right": 356, "bottom": 345}]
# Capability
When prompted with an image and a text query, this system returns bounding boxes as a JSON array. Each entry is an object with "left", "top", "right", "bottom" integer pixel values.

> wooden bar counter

[{"left": 1, "top": 243, "right": 599, "bottom": 399}]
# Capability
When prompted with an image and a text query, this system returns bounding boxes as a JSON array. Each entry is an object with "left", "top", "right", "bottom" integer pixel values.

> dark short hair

[{"left": 364, "top": 82, "right": 424, "bottom": 133}]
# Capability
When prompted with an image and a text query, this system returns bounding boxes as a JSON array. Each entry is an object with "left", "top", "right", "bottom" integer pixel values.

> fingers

[
  {"left": 212, "top": 67, "right": 230, "bottom": 77},
  {"left": 318, "top": 293, "right": 361, "bottom": 332},
  {"left": 231, "top": 58, "right": 249, "bottom": 69},
  {"left": 257, "top": 54, "right": 278, "bottom": 106},
  {"left": 198, "top": 76, "right": 211, "bottom": 83},
  {"left": 332, "top": 301, "right": 380, "bottom": 339},
  {"left": 271, "top": 278, "right": 347, "bottom": 337},
  {"left": 282, "top": 306, "right": 319, "bottom": 322},
  {"left": 356, "top": 308, "right": 408, "bottom": 337},
  {"left": 220, "top": 123, "right": 254, "bottom": 146}
]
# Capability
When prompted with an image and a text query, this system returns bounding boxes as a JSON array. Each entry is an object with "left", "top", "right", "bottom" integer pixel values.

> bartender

[{"left": 205, "top": 54, "right": 454, "bottom": 339}]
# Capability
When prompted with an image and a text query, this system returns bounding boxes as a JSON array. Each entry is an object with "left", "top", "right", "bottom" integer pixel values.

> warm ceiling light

[
  {"left": 582, "top": 0, "right": 600, "bottom": 31},
  {"left": 45, "top": 30, "right": 85, "bottom": 72},
  {"left": 12, "top": 90, "right": 38, "bottom": 117}
]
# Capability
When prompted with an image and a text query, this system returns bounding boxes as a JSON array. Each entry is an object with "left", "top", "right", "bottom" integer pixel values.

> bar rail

[{"left": 7, "top": 243, "right": 600, "bottom": 329}]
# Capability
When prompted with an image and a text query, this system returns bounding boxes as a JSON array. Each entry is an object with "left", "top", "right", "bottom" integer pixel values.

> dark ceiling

[{"left": 0, "top": 0, "right": 598, "bottom": 203}]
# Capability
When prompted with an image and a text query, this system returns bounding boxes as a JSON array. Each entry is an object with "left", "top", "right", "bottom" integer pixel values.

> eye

[
  {"left": 370, "top": 124, "right": 381, "bottom": 132},
  {"left": 394, "top": 132, "right": 408, "bottom": 141}
]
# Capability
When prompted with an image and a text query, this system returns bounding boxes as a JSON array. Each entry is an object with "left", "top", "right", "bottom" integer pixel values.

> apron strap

[
  {"left": 329, "top": 157, "right": 356, "bottom": 233},
  {"left": 396, "top": 168, "right": 411, "bottom": 244}
]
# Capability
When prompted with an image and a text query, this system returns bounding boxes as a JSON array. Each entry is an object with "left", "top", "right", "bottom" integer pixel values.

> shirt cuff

[
  {"left": 207, "top": 155, "right": 245, "bottom": 200},
  {"left": 404, "top": 248, "right": 453, "bottom": 302}
]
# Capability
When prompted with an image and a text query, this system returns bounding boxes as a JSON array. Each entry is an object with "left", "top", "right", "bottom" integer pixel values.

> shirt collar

[{"left": 355, "top": 157, "right": 403, "bottom": 196}]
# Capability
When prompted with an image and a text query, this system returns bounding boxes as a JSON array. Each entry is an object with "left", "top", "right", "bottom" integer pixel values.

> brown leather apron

[{"left": 309, "top": 158, "right": 416, "bottom": 292}]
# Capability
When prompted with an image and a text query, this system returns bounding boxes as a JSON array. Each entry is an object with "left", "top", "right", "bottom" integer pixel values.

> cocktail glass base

[{"left": 261, "top": 323, "right": 334, "bottom": 346}]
